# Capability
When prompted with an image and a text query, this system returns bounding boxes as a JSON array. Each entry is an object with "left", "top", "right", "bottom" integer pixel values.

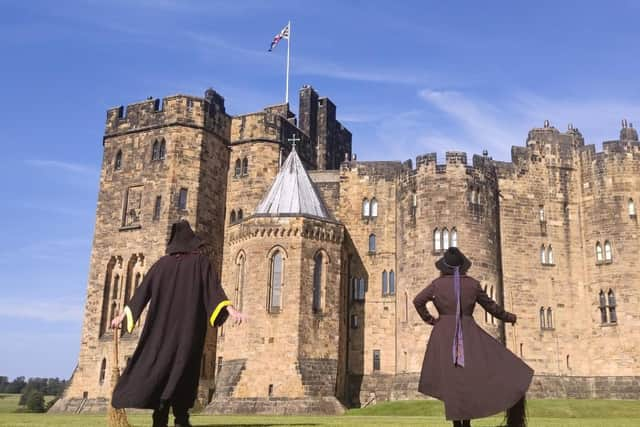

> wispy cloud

[
  {"left": 26, "top": 159, "right": 98, "bottom": 175},
  {"left": 0, "top": 297, "right": 84, "bottom": 323}
]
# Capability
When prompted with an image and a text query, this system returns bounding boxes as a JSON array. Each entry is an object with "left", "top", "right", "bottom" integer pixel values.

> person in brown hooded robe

[
  {"left": 414, "top": 247, "right": 533, "bottom": 427},
  {"left": 110, "top": 220, "right": 246, "bottom": 427}
]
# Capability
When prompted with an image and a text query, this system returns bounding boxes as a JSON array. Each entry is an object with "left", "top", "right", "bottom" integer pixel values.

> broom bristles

[{"left": 108, "top": 325, "right": 131, "bottom": 427}]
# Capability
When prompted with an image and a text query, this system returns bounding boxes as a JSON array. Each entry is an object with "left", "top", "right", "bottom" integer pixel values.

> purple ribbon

[{"left": 450, "top": 264, "right": 465, "bottom": 367}]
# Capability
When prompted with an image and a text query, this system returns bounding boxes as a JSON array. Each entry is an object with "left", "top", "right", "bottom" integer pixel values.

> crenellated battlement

[{"left": 105, "top": 88, "right": 230, "bottom": 139}]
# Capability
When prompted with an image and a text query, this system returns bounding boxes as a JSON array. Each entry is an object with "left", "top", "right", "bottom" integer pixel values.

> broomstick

[{"left": 108, "top": 326, "right": 131, "bottom": 427}]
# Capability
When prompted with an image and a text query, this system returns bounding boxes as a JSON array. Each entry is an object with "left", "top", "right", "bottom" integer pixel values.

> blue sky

[{"left": 1, "top": 0, "right": 639, "bottom": 379}]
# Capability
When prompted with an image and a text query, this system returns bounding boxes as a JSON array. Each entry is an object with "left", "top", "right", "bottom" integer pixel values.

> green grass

[
  {"left": 0, "top": 400, "right": 638, "bottom": 426},
  {"left": 0, "top": 394, "right": 57, "bottom": 415}
]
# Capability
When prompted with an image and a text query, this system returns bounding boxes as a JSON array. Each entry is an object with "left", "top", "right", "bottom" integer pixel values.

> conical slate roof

[{"left": 255, "top": 148, "right": 330, "bottom": 219}]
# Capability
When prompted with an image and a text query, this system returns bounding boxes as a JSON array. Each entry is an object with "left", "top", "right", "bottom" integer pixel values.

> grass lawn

[{"left": 0, "top": 399, "right": 638, "bottom": 426}]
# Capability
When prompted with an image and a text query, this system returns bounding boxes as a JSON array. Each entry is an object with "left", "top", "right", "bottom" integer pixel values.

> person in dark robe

[
  {"left": 414, "top": 247, "right": 533, "bottom": 427},
  {"left": 110, "top": 220, "right": 246, "bottom": 427}
]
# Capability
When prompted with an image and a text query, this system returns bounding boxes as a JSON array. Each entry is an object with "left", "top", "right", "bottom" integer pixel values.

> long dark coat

[
  {"left": 112, "top": 227, "right": 230, "bottom": 410},
  {"left": 414, "top": 275, "right": 533, "bottom": 421}
]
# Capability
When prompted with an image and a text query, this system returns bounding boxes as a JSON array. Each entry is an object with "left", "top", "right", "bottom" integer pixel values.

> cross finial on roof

[{"left": 288, "top": 133, "right": 301, "bottom": 151}]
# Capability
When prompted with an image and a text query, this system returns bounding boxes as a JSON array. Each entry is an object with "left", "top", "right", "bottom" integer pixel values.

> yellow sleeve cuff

[
  {"left": 124, "top": 306, "right": 134, "bottom": 333},
  {"left": 209, "top": 300, "right": 232, "bottom": 327}
]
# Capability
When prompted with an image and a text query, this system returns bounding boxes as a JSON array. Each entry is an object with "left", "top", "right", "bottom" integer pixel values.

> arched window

[
  {"left": 112, "top": 274, "right": 120, "bottom": 300},
  {"left": 370, "top": 198, "right": 378, "bottom": 217},
  {"left": 450, "top": 228, "right": 458, "bottom": 247},
  {"left": 312, "top": 252, "right": 323, "bottom": 313},
  {"left": 99, "top": 258, "right": 116, "bottom": 337},
  {"left": 110, "top": 301, "right": 118, "bottom": 323},
  {"left": 539, "top": 205, "right": 545, "bottom": 222},
  {"left": 381, "top": 270, "right": 388, "bottom": 296},
  {"left": 629, "top": 198, "right": 636, "bottom": 216},
  {"left": 442, "top": 228, "right": 450, "bottom": 250},
  {"left": 608, "top": 289, "right": 617, "bottom": 323},
  {"left": 237, "top": 209, "right": 243, "bottom": 221},
  {"left": 596, "top": 242, "right": 603, "bottom": 262},
  {"left": 434, "top": 229, "right": 441, "bottom": 251},
  {"left": 114, "top": 150, "right": 122, "bottom": 171},
  {"left": 242, "top": 157, "right": 248, "bottom": 176},
  {"left": 134, "top": 272, "right": 141, "bottom": 289},
  {"left": 369, "top": 234, "right": 376, "bottom": 253},
  {"left": 99, "top": 359, "right": 106, "bottom": 385},
  {"left": 230, "top": 210, "right": 236, "bottom": 224},
  {"left": 362, "top": 198, "right": 370, "bottom": 217},
  {"left": 599, "top": 290, "right": 607, "bottom": 323},
  {"left": 520, "top": 343, "right": 524, "bottom": 358},
  {"left": 354, "top": 278, "right": 366, "bottom": 301},
  {"left": 547, "top": 245, "right": 554, "bottom": 265},
  {"left": 470, "top": 187, "right": 477, "bottom": 204},
  {"left": 268, "top": 250, "right": 284, "bottom": 312},
  {"left": 539, "top": 307, "right": 546, "bottom": 329},
  {"left": 546, "top": 307, "right": 553, "bottom": 329},
  {"left": 234, "top": 159, "right": 241, "bottom": 177},
  {"left": 177, "top": 188, "right": 188, "bottom": 210},
  {"left": 235, "top": 253, "right": 245, "bottom": 311},
  {"left": 159, "top": 139, "right": 166, "bottom": 160},
  {"left": 604, "top": 241, "right": 612, "bottom": 262},
  {"left": 540, "top": 245, "right": 547, "bottom": 264},
  {"left": 389, "top": 270, "right": 395, "bottom": 295},
  {"left": 152, "top": 140, "right": 160, "bottom": 161},
  {"left": 153, "top": 196, "right": 162, "bottom": 221},
  {"left": 566, "top": 354, "right": 570, "bottom": 370}
]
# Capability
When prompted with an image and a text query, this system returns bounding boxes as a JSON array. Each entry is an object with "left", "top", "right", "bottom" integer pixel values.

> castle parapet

[{"left": 105, "top": 88, "right": 230, "bottom": 138}]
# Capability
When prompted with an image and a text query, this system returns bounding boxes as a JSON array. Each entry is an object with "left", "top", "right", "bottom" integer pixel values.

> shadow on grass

[{"left": 197, "top": 425, "right": 321, "bottom": 427}]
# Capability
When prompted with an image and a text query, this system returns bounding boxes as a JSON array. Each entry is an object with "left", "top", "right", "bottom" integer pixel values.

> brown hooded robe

[
  {"left": 112, "top": 221, "right": 230, "bottom": 410},
  {"left": 414, "top": 260, "right": 533, "bottom": 421}
]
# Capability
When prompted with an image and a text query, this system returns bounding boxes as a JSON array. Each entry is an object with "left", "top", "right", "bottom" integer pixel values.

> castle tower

[
  {"left": 208, "top": 148, "right": 347, "bottom": 415},
  {"left": 52, "top": 89, "right": 231, "bottom": 412}
]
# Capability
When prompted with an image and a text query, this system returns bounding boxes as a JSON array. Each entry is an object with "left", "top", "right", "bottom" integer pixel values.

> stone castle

[{"left": 52, "top": 85, "right": 640, "bottom": 414}]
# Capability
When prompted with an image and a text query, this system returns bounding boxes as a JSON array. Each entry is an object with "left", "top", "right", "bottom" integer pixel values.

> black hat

[
  {"left": 166, "top": 220, "right": 203, "bottom": 254},
  {"left": 435, "top": 247, "right": 472, "bottom": 275}
]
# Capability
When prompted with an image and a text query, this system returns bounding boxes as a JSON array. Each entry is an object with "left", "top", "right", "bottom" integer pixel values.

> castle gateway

[{"left": 52, "top": 86, "right": 640, "bottom": 414}]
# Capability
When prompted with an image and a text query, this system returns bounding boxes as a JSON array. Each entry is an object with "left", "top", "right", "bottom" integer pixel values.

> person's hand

[
  {"left": 227, "top": 306, "right": 248, "bottom": 325},
  {"left": 111, "top": 312, "right": 125, "bottom": 330}
]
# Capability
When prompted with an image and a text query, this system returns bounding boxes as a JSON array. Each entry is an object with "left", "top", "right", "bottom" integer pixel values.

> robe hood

[
  {"left": 166, "top": 220, "right": 202, "bottom": 254},
  {"left": 435, "top": 247, "right": 472, "bottom": 275}
]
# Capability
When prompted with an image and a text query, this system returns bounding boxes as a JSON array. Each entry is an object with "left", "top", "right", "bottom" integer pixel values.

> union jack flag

[{"left": 268, "top": 23, "right": 289, "bottom": 51}]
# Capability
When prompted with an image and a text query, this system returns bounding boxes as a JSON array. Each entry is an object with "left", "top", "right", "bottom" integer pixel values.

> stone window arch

[
  {"left": 595, "top": 242, "right": 603, "bottom": 263},
  {"left": 99, "top": 358, "right": 107, "bottom": 385},
  {"left": 540, "top": 245, "right": 547, "bottom": 264},
  {"left": 442, "top": 228, "right": 450, "bottom": 250},
  {"left": 434, "top": 228, "right": 441, "bottom": 252},
  {"left": 450, "top": 228, "right": 458, "bottom": 247},
  {"left": 237, "top": 209, "right": 243, "bottom": 221},
  {"left": 539, "top": 205, "right": 545, "bottom": 222},
  {"left": 362, "top": 198, "right": 370, "bottom": 217},
  {"left": 234, "top": 159, "right": 241, "bottom": 177},
  {"left": 230, "top": 210, "right": 236, "bottom": 224},
  {"left": 370, "top": 198, "right": 378, "bottom": 217},
  {"left": 470, "top": 187, "right": 477, "bottom": 204},
  {"left": 539, "top": 306, "right": 545, "bottom": 329},
  {"left": 381, "top": 270, "right": 388, "bottom": 296},
  {"left": 629, "top": 198, "right": 636, "bottom": 216},
  {"left": 159, "top": 138, "right": 166, "bottom": 160},
  {"left": 242, "top": 157, "right": 249, "bottom": 176},
  {"left": 235, "top": 251, "right": 246, "bottom": 311},
  {"left": 604, "top": 241, "right": 613, "bottom": 262},
  {"left": 99, "top": 257, "right": 117, "bottom": 337},
  {"left": 546, "top": 307, "right": 553, "bottom": 329},
  {"left": 152, "top": 140, "right": 160, "bottom": 161},
  {"left": 547, "top": 245, "right": 554, "bottom": 265},
  {"left": 312, "top": 250, "right": 329, "bottom": 313},
  {"left": 114, "top": 150, "right": 122, "bottom": 171},
  {"left": 598, "top": 290, "right": 607, "bottom": 323},
  {"left": 369, "top": 234, "right": 376, "bottom": 253},
  {"left": 389, "top": 270, "right": 395, "bottom": 295},
  {"left": 267, "top": 246, "right": 287, "bottom": 313},
  {"left": 608, "top": 289, "right": 617, "bottom": 323}
]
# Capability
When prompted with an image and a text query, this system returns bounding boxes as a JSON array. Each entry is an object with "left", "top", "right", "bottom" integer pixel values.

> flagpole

[{"left": 285, "top": 20, "right": 291, "bottom": 104}]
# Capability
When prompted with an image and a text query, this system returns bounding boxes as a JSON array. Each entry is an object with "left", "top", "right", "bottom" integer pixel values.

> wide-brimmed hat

[
  {"left": 435, "top": 247, "right": 472, "bottom": 275},
  {"left": 166, "top": 220, "right": 203, "bottom": 254}
]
